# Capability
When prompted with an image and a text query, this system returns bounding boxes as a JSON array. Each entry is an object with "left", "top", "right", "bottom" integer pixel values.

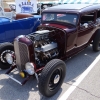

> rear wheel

[
  {"left": 93, "top": 30, "right": 100, "bottom": 52},
  {"left": 0, "top": 43, "right": 14, "bottom": 69},
  {"left": 38, "top": 59, "right": 66, "bottom": 97}
]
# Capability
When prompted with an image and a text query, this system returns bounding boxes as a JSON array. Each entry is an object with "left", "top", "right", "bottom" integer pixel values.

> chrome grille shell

[{"left": 14, "top": 41, "right": 30, "bottom": 71}]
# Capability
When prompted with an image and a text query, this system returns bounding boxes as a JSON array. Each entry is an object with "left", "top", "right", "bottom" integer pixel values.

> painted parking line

[{"left": 58, "top": 54, "right": 100, "bottom": 100}]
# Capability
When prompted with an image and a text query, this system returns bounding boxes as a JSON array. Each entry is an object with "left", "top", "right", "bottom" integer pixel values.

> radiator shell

[{"left": 14, "top": 35, "right": 35, "bottom": 71}]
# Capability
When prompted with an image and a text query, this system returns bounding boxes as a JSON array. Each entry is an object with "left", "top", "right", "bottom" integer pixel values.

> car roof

[{"left": 43, "top": 4, "right": 100, "bottom": 13}]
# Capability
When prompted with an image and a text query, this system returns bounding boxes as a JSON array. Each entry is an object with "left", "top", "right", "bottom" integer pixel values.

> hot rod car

[
  {"left": 0, "top": 6, "right": 41, "bottom": 69},
  {"left": 2, "top": 4, "right": 100, "bottom": 97}
]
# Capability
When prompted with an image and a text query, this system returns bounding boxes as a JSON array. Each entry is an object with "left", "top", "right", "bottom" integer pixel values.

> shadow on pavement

[{"left": 64, "top": 46, "right": 100, "bottom": 83}]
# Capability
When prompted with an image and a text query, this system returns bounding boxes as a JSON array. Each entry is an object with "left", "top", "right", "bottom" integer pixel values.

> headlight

[
  {"left": 25, "top": 62, "right": 34, "bottom": 75},
  {"left": 6, "top": 53, "right": 13, "bottom": 64}
]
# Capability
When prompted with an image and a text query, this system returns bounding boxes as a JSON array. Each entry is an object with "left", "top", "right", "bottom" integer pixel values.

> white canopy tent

[
  {"left": 1, "top": 0, "right": 100, "bottom": 4},
  {"left": 63, "top": 0, "right": 100, "bottom": 3},
  {"left": 35, "top": 0, "right": 100, "bottom": 4}
]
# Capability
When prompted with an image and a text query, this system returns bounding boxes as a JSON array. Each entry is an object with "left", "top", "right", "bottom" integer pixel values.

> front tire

[
  {"left": 38, "top": 59, "right": 66, "bottom": 97},
  {"left": 0, "top": 43, "right": 14, "bottom": 69},
  {"left": 93, "top": 30, "right": 100, "bottom": 52}
]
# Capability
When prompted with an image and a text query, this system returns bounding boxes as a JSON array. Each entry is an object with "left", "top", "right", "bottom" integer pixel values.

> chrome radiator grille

[{"left": 14, "top": 41, "right": 30, "bottom": 71}]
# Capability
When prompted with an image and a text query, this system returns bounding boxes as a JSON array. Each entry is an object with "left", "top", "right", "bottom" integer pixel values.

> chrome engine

[
  {"left": 29, "top": 30, "right": 59, "bottom": 65},
  {"left": 14, "top": 30, "right": 59, "bottom": 70}
]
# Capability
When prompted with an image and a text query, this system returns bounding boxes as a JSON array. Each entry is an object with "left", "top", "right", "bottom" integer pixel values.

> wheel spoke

[{"left": 48, "top": 68, "right": 62, "bottom": 90}]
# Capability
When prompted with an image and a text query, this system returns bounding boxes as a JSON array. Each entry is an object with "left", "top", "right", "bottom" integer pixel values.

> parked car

[
  {"left": 2, "top": 4, "right": 100, "bottom": 97},
  {"left": 0, "top": 6, "right": 41, "bottom": 70},
  {"left": 37, "top": 3, "right": 56, "bottom": 14},
  {"left": 9, "top": 4, "right": 16, "bottom": 11}
]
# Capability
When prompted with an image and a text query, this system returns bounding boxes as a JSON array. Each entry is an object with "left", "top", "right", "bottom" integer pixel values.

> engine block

[{"left": 28, "top": 30, "right": 59, "bottom": 64}]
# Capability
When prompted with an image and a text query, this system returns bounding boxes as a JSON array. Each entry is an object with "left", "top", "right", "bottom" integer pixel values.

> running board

[
  {"left": 6, "top": 74, "right": 22, "bottom": 85},
  {"left": 5, "top": 65, "right": 31, "bottom": 85},
  {"left": 6, "top": 74, "right": 31, "bottom": 85}
]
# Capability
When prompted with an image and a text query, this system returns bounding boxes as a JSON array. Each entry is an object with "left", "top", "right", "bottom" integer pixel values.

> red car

[{"left": 2, "top": 4, "right": 100, "bottom": 97}]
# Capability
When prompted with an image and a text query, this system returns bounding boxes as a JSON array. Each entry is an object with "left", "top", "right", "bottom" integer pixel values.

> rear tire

[
  {"left": 0, "top": 43, "right": 14, "bottom": 69},
  {"left": 92, "top": 30, "right": 100, "bottom": 52},
  {"left": 38, "top": 59, "right": 66, "bottom": 97}
]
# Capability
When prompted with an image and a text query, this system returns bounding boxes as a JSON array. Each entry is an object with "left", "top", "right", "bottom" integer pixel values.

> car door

[
  {"left": 4, "top": 20, "right": 15, "bottom": 42},
  {"left": 76, "top": 12, "right": 96, "bottom": 48},
  {"left": 0, "top": 18, "right": 14, "bottom": 43},
  {"left": 0, "top": 18, "right": 6, "bottom": 43}
]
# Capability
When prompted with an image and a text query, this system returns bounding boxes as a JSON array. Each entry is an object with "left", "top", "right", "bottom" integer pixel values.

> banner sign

[{"left": 15, "top": 0, "right": 37, "bottom": 13}]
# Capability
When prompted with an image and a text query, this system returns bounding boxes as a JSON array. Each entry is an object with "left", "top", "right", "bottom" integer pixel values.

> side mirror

[{"left": 82, "top": 23, "right": 88, "bottom": 28}]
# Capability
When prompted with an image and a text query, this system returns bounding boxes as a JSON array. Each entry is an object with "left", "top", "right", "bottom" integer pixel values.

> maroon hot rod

[{"left": 2, "top": 4, "right": 100, "bottom": 97}]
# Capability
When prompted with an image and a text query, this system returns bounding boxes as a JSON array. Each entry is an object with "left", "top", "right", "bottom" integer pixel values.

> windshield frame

[
  {"left": 42, "top": 12, "right": 79, "bottom": 26},
  {"left": 0, "top": 7, "right": 5, "bottom": 17}
]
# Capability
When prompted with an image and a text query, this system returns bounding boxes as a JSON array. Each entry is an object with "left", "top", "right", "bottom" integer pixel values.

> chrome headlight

[
  {"left": 25, "top": 62, "right": 34, "bottom": 75},
  {"left": 6, "top": 53, "right": 13, "bottom": 64}
]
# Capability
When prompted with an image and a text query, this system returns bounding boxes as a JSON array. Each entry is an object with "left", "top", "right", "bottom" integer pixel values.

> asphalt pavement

[
  {"left": 67, "top": 61, "right": 100, "bottom": 100},
  {"left": 0, "top": 46, "right": 100, "bottom": 100}
]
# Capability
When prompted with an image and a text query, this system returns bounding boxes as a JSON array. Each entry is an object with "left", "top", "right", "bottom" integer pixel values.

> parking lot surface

[
  {"left": 66, "top": 61, "right": 100, "bottom": 100},
  {"left": 0, "top": 46, "right": 100, "bottom": 100}
]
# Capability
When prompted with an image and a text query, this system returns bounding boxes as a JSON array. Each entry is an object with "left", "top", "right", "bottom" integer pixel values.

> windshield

[{"left": 42, "top": 13, "right": 78, "bottom": 25}]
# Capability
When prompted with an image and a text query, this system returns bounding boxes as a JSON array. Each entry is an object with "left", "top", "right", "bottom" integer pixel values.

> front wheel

[
  {"left": 38, "top": 59, "right": 66, "bottom": 97},
  {"left": 0, "top": 43, "right": 14, "bottom": 69}
]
